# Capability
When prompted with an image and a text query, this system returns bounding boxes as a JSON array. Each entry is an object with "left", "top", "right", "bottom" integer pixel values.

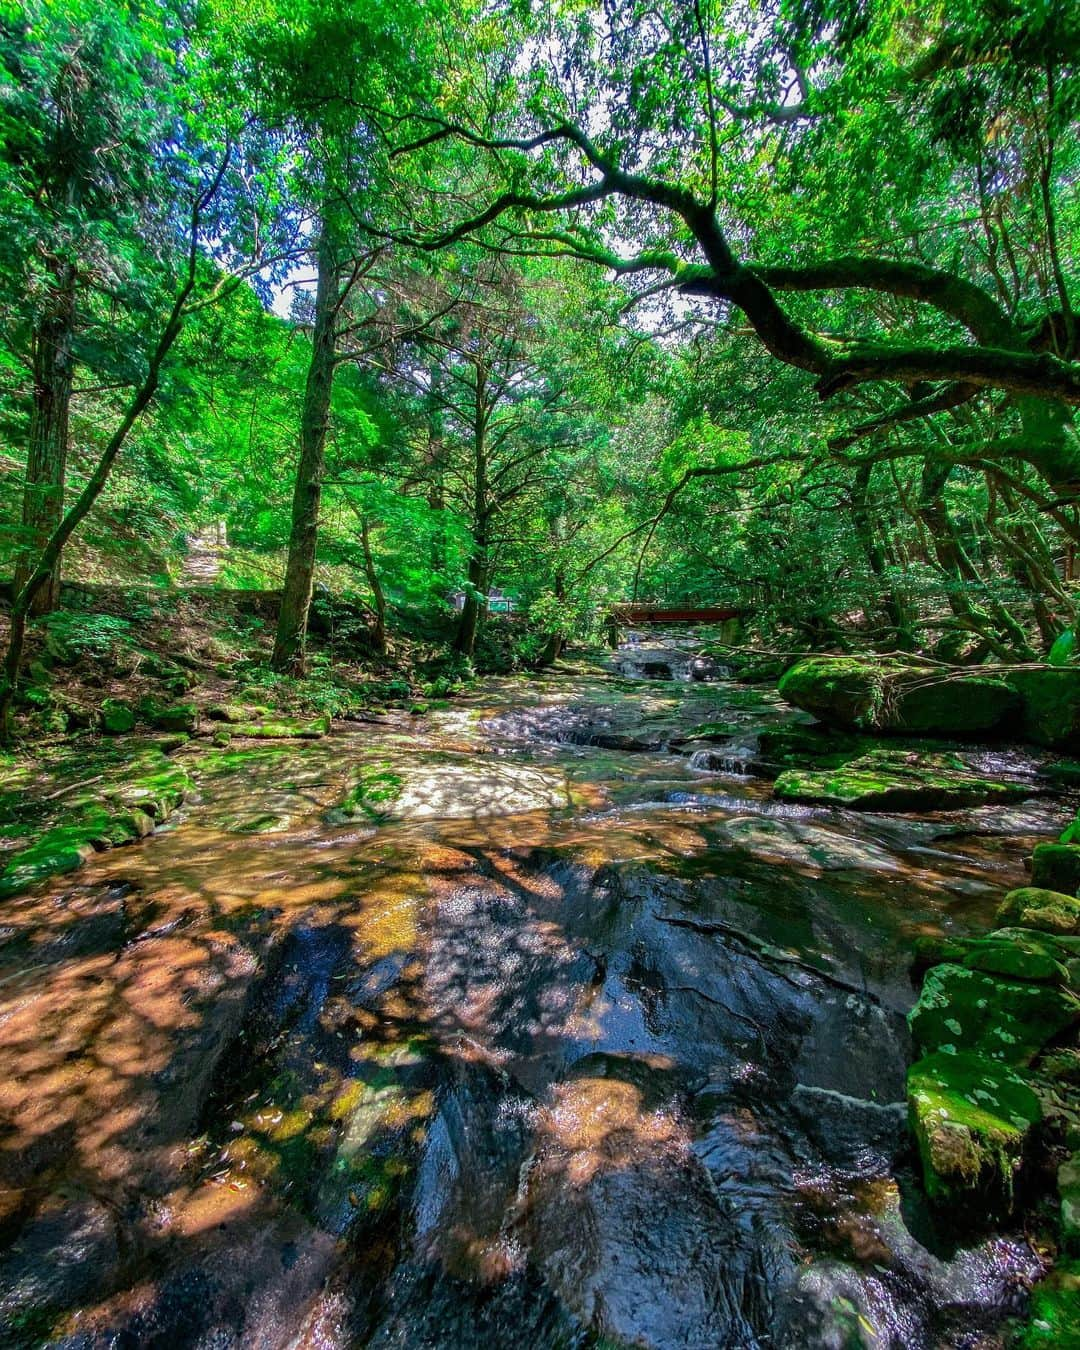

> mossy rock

[
  {"left": 0, "top": 752, "right": 191, "bottom": 897},
  {"left": 1006, "top": 668, "right": 1080, "bottom": 751},
  {"left": 0, "top": 834, "right": 98, "bottom": 898},
  {"left": 150, "top": 702, "right": 200, "bottom": 734},
  {"left": 773, "top": 748, "right": 1032, "bottom": 812},
  {"left": 998, "top": 887, "right": 1080, "bottom": 936},
  {"left": 778, "top": 657, "right": 1017, "bottom": 736},
  {"left": 908, "top": 1050, "right": 1041, "bottom": 1217},
  {"left": 909, "top": 962, "right": 1080, "bottom": 1065},
  {"left": 913, "top": 927, "right": 1080, "bottom": 985},
  {"left": 206, "top": 702, "right": 270, "bottom": 723},
  {"left": 1017, "top": 1261, "right": 1080, "bottom": 1348},
  {"left": 1032, "top": 844, "right": 1080, "bottom": 897},
  {"left": 230, "top": 717, "right": 330, "bottom": 740},
  {"left": 101, "top": 699, "right": 136, "bottom": 735}
]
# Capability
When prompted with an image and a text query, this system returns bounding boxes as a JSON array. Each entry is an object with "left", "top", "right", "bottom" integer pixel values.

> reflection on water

[{"left": 0, "top": 645, "right": 1066, "bottom": 1347}]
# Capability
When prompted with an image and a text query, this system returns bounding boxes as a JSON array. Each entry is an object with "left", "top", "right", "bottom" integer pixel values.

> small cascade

[{"left": 687, "top": 742, "right": 757, "bottom": 775}]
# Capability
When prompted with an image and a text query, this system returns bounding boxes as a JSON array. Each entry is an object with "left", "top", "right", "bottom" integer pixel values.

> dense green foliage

[{"left": 0, "top": 0, "right": 1077, "bottom": 733}]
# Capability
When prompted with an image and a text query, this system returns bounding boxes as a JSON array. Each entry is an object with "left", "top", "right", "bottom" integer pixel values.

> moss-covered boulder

[
  {"left": 777, "top": 657, "right": 1017, "bottom": 736},
  {"left": 230, "top": 716, "right": 330, "bottom": 740},
  {"left": 100, "top": 699, "right": 136, "bottom": 734},
  {"left": 773, "top": 749, "right": 1032, "bottom": 812},
  {"left": 907, "top": 1051, "right": 1042, "bottom": 1216},
  {"left": 1031, "top": 844, "right": 1080, "bottom": 897},
  {"left": 908, "top": 962, "right": 1080, "bottom": 1066},
  {"left": 998, "top": 887, "right": 1080, "bottom": 935},
  {"left": 1006, "top": 668, "right": 1080, "bottom": 751}
]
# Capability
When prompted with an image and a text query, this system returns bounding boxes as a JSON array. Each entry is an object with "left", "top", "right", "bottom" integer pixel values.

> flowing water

[{"left": 0, "top": 638, "right": 1068, "bottom": 1348}]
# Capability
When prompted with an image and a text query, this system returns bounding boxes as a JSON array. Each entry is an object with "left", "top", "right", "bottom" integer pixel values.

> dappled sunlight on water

[{"left": 0, "top": 649, "right": 1068, "bottom": 1346}]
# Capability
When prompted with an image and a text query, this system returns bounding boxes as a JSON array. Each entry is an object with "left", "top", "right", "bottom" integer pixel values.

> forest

[{"left": 0, "top": 1, "right": 1079, "bottom": 1346}]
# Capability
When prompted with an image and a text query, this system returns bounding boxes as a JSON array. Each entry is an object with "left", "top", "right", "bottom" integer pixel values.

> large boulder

[
  {"left": 773, "top": 749, "right": 1033, "bottom": 812},
  {"left": 997, "top": 887, "right": 1080, "bottom": 935},
  {"left": 907, "top": 1051, "right": 1042, "bottom": 1217},
  {"left": 1004, "top": 668, "right": 1080, "bottom": 750},
  {"left": 777, "top": 657, "right": 1017, "bottom": 736}
]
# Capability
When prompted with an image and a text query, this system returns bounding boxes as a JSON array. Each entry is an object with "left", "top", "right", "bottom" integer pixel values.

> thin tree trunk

[
  {"left": 453, "top": 369, "right": 489, "bottom": 657},
  {"left": 272, "top": 227, "right": 339, "bottom": 672}
]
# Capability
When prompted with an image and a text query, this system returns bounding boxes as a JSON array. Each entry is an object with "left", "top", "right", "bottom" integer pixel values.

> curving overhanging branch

[{"left": 393, "top": 119, "right": 1080, "bottom": 421}]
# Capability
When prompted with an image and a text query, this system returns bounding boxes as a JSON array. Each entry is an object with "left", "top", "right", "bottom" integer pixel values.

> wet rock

[
  {"left": 778, "top": 657, "right": 1018, "bottom": 736},
  {"left": 1006, "top": 668, "right": 1080, "bottom": 750},
  {"left": 997, "top": 887, "right": 1080, "bottom": 935},
  {"left": 525, "top": 1073, "right": 766, "bottom": 1346},
  {"left": 1031, "top": 843, "right": 1080, "bottom": 896},
  {"left": 391, "top": 758, "right": 570, "bottom": 821},
  {"left": 907, "top": 1051, "right": 1042, "bottom": 1216},
  {"left": 690, "top": 655, "right": 718, "bottom": 681},
  {"left": 774, "top": 749, "right": 1033, "bottom": 812},
  {"left": 710, "top": 815, "right": 901, "bottom": 871},
  {"left": 908, "top": 963, "right": 1080, "bottom": 1066},
  {"left": 100, "top": 698, "right": 135, "bottom": 734}
]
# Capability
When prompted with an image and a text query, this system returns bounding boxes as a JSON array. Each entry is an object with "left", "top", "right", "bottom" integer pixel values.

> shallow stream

[{"left": 0, "top": 639, "right": 1068, "bottom": 1348}]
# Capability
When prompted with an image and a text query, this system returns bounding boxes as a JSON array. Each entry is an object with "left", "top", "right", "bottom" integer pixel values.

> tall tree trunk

[
  {"left": 272, "top": 228, "right": 338, "bottom": 672},
  {"left": 15, "top": 264, "right": 77, "bottom": 615},
  {"left": 453, "top": 369, "right": 489, "bottom": 657}
]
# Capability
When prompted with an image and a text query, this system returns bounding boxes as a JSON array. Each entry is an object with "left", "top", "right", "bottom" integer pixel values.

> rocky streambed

[{"left": 0, "top": 639, "right": 1078, "bottom": 1347}]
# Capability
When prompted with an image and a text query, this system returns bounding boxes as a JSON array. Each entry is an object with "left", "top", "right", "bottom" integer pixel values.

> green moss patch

[
  {"left": 230, "top": 716, "right": 330, "bottom": 740},
  {"left": 0, "top": 750, "right": 192, "bottom": 898},
  {"left": 774, "top": 748, "right": 1032, "bottom": 812},
  {"left": 324, "top": 762, "right": 404, "bottom": 824},
  {"left": 908, "top": 962, "right": 1080, "bottom": 1066}
]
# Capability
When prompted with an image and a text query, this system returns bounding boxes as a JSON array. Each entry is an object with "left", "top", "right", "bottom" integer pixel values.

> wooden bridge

[
  {"left": 607, "top": 604, "right": 745, "bottom": 625},
  {"left": 603, "top": 603, "right": 748, "bottom": 646}
]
